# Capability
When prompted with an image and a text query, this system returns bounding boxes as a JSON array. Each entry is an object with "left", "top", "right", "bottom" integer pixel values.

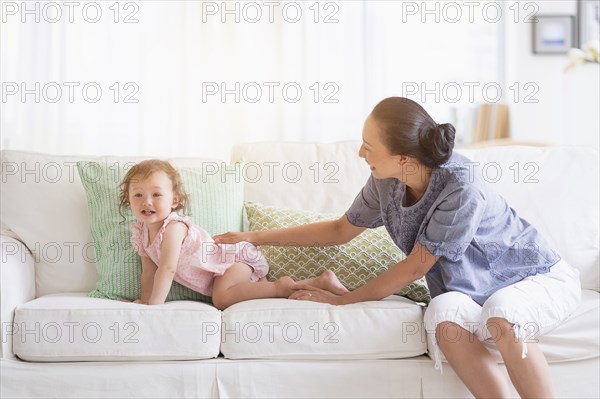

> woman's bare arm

[
  {"left": 290, "top": 243, "right": 439, "bottom": 305},
  {"left": 214, "top": 215, "right": 366, "bottom": 247}
]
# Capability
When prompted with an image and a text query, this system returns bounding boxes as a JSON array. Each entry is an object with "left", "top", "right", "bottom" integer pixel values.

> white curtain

[{"left": 1, "top": 1, "right": 499, "bottom": 160}]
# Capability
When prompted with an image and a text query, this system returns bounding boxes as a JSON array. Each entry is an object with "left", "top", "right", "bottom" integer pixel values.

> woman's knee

[
  {"left": 485, "top": 317, "right": 515, "bottom": 343},
  {"left": 481, "top": 291, "right": 526, "bottom": 342},
  {"left": 434, "top": 321, "right": 468, "bottom": 346}
]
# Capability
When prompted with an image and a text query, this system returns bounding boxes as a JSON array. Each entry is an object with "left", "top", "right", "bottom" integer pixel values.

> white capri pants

[{"left": 423, "top": 259, "right": 582, "bottom": 372}]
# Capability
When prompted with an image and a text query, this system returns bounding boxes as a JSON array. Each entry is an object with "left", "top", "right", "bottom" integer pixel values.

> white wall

[
  {"left": 503, "top": 0, "right": 599, "bottom": 149},
  {"left": 1, "top": 1, "right": 597, "bottom": 154},
  {"left": 0, "top": 1, "right": 501, "bottom": 158}
]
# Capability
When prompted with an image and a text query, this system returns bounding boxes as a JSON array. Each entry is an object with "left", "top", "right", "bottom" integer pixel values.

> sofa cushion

[
  {"left": 533, "top": 289, "right": 600, "bottom": 363},
  {"left": 77, "top": 162, "right": 244, "bottom": 302},
  {"left": 12, "top": 293, "right": 221, "bottom": 361},
  {"left": 246, "top": 201, "right": 430, "bottom": 304},
  {"left": 220, "top": 296, "right": 426, "bottom": 359}
]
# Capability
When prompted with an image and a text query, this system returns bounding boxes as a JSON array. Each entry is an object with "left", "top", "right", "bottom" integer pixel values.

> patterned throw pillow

[
  {"left": 245, "top": 201, "right": 431, "bottom": 304},
  {"left": 77, "top": 162, "right": 244, "bottom": 302}
]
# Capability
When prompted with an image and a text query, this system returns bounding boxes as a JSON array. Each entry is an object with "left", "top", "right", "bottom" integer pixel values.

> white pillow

[{"left": 1, "top": 151, "right": 100, "bottom": 296}]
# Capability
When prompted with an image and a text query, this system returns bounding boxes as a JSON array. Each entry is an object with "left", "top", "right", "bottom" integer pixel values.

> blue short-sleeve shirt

[{"left": 346, "top": 152, "right": 560, "bottom": 305}]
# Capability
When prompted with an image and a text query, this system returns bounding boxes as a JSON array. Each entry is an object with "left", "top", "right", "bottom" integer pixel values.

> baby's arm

[
  {"left": 147, "top": 222, "right": 188, "bottom": 305},
  {"left": 138, "top": 256, "right": 158, "bottom": 304}
]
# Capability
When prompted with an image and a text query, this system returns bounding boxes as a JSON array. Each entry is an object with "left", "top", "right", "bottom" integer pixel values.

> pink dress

[{"left": 130, "top": 212, "right": 269, "bottom": 296}]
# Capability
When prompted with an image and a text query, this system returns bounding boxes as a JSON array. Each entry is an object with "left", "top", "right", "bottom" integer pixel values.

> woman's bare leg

[
  {"left": 436, "top": 321, "right": 512, "bottom": 399},
  {"left": 488, "top": 317, "right": 555, "bottom": 398}
]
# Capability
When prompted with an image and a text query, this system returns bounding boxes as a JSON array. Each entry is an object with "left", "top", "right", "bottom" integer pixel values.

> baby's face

[{"left": 128, "top": 171, "right": 179, "bottom": 225}]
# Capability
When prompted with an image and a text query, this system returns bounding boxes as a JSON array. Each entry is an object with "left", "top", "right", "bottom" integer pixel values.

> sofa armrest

[{"left": 1, "top": 235, "right": 35, "bottom": 359}]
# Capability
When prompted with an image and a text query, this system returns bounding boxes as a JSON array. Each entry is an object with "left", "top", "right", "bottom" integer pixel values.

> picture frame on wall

[
  {"left": 532, "top": 15, "right": 576, "bottom": 54},
  {"left": 578, "top": 0, "right": 600, "bottom": 47}
]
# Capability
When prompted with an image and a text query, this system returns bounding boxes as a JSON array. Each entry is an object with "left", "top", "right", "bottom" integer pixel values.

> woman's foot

[{"left": 313, "top": 270, "right": 349, "bottom": 295}]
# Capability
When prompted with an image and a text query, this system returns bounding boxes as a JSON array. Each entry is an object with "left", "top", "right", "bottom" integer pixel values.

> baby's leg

[
  {"left": 212, "top": 263, "right": 294, "bottom": 310},
  {"left": 296, "top": 270, "right": 348, "bottom": 295}
]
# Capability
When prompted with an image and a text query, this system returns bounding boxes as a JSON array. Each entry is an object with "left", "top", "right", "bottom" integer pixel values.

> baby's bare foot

[
  {"left": 315, "top": 270, "right": 348, "bottom": 295},
  {"left": 275, "top": 276, "right": 295, "bottom": 298}
]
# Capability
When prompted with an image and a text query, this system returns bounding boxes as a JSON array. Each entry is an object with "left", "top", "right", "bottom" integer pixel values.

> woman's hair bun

[
  {"left": 371, "top": 97, "right": 457, "bottom": 169},
  {"left": 418, "top": 123, "right": 456, "bottom": 168}
]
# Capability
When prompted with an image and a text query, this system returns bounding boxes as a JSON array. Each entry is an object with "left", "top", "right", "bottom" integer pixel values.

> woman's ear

[{"left": 397, "top": 155, "right": 409, "bottom": 166}]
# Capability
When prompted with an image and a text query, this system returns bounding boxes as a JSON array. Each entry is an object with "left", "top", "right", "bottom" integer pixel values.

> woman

[{"left": 214, "top": 97, "right": 581, "bottom": 398}]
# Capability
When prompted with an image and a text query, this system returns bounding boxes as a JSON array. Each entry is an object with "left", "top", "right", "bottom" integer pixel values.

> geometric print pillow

[{"left": 245, "top": 201, "right": 431, "bottom": 304}]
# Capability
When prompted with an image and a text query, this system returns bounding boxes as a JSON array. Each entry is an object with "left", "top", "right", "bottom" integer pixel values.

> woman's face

[{"left": 358, "top": 115, "right": 401, "bottom": 179}]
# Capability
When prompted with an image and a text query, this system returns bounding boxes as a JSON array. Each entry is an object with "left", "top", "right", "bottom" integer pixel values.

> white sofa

[{"left": 1, "top": 142, "right": 598, "bottom": 398}]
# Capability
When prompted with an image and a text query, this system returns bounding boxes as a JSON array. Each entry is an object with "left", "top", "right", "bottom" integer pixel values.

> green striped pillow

[
  {"left": 246, "top": 201, "right": 431, "bottom": 304},
  {"left": 77, "top": 161, "right": 244, "bottom": 302}
]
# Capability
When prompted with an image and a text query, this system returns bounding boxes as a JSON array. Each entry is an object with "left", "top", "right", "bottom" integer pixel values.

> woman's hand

[
  {"left": 288, "top": 284, "right": 347, "bottom": 305},
  {"left": 133, "top": 299, "right": 147, "bottom": 304},
  {"left": 213, "top": 231, "right": 256, "bottom": 245}
]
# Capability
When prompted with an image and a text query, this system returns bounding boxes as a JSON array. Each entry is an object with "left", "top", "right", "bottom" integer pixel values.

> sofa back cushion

[
  {"left": 457, "top": 146, "right": 599, "bottom": 292},
  {"left": 231, "top": 142, "right": 599, "bottom": 291},
  {"left": 231, "top": 141, "right": 370, "bottom": 214},
  {"left": 1, "top": 151, "right": 109, "bottom": 296},
  {"left": 0, "top": 150, "right": 224, "bottom": 296}
]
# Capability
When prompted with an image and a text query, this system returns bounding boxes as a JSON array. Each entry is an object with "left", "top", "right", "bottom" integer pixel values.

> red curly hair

[{"left": 118, "top": 159, "right": 190, "bottom": 218}]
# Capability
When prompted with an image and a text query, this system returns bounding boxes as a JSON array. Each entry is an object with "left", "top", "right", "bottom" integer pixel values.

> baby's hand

[
  {"left": 213, "top": 231, "right": 253, "bottom": 244},
  {"left": 133, "top": 299, "right": 147, "bottom": 304}
]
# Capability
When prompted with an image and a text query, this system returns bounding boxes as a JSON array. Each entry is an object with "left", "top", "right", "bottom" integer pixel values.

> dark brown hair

[
  {"left": 118, "top": 159, "right": 190, "bottom": 218},
  {"left": 371, "top": 97, "right": 455, "bottom": 168}
]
